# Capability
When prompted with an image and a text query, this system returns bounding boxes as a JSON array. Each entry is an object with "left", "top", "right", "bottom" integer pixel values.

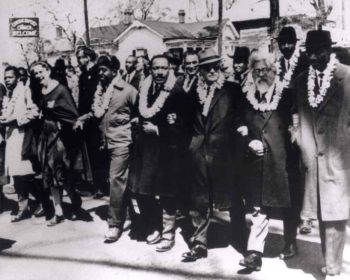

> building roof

[
  {"left": 232, "top": 18, "right": 271, "bottom": 32},
  {"left": 141, "top": 19, "right": 228, "bottom": 40},
  {"left": 77, "top": 23, "right": 130, "bottom": 46}
]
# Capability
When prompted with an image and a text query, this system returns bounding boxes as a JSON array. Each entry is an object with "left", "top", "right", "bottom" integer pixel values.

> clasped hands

[{"left": 248, "top": 139, "right": 265, "bottom": 156}]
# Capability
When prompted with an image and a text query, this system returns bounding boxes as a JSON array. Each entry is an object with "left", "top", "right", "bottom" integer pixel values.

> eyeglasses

[
  {"left": 200, "top": 63, "right": 220, "bottom": 72},
  {"left": 252, "top": 68, "right": 272, "bottom": 75}
]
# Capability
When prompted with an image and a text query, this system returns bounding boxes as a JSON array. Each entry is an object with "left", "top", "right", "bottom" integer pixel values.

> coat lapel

[{"left": 316, "top": 65, "right": 342, "bottom": 113}]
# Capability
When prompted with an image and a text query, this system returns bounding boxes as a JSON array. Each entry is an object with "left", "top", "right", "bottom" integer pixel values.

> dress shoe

[
  {"left": 156, "top": 239, "right": 175, "bottom": 252},
  {"left": 104, "top": 227, "right": 122, "bottom": 243},
  {"left": 321, "top": 266, "right": 341, "bottom": 276},
  {"left": 34, "top": 205, "right": 45, "bottom": 218},
  {"left": 299, "top": 219, "right": 312, "bottom": 234},
  {"left": 279, "top": 243, "right": 298, "bottom": 260},
  {"left": 182, "top": 245, "right": 208, "bottom": 262},
  {"left": 11, "top": 210, "right": 30, "bottom": 223},
  {"left": 146, "top": 230, "right": 162, "bottom": 245},
  {"left": 47, "top": 215, "right": 65, "bottom": 227},
  {"left": 239, "top": 252, "right": 262, "bottom": 271}
]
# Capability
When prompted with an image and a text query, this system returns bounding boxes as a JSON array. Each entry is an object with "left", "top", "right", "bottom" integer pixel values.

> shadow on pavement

[
  {"left": 264, "top": 232, "right": 325, "bottom": 280},
  {"left": 0, "top": 238, "right": 16, "bottom": 252},
  {"left": 0, "top": 251, "right": 236, "bottom": 280}
]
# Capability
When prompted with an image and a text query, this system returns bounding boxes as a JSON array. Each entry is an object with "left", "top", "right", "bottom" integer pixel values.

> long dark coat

[
  {"left": 239, "top": 91, "right": 293, "bottom": 210},
  {"left": 128, "top": 82, "right": 189, "bottom": 197},
  {"left": 293, "top": 62, "right": 350, "bottom": 221},
  {"left": 189, "top": 82, "right": 243, "bottom": 210}
]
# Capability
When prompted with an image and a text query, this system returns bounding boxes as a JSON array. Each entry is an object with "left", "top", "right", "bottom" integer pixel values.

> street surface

[{"left": 1, "top": 188, "right": 350, "bottom": 280}]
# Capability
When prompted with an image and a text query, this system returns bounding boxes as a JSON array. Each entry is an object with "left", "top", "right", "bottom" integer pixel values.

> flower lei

[
  {"left": 243, "top": 72, "right": 282, "bottom": 112},
  {"left": 183, "top": 74, "right": 197, "bottom": 93},
  {"left": 196, "top": 72, "right": 225, "bottom": 117},
  {"left": 307, "top": 53, "right": 338, "bottom": 108},
  {"left": 138, "top": 71, "right": 176, "bottom": 118},
  {"left": 92, "top": 74, "right": 122, "bottom": 118},
  {"left": 0, "top": 83, "right": 39, "bottom": 125},
  {"left": 276, "top": 43, "right": 301, "bottom": 90}
]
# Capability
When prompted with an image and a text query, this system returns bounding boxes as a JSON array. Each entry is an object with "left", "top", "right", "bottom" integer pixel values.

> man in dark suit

[
  {"left": 238, "top": 50, "right": 293, "bottom": 271},
  {"left": 275, "top": 26, "right": 311, "bottom": 260},
  {"left": 122, "top": 55, "right": 142, "bottom": 90},
  {"left": 181, "top": 48, "right": 245, "bottom": 262},
  {"left": 233, "top": 46, "right": 250, "bottom": 86}
]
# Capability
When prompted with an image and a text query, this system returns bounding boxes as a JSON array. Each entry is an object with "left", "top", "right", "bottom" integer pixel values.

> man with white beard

[{"left": 238, "top": 50, "right": 294, "bottom": 271}]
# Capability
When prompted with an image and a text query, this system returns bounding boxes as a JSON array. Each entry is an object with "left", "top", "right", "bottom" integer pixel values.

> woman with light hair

[{"left": 237, "top": 49, "right": 294, "bottom": 271}]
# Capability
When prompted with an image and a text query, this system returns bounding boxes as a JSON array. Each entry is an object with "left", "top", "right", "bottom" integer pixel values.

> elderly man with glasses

[{"left": 181, "top": 48, "right": 245, "bottom": 262}]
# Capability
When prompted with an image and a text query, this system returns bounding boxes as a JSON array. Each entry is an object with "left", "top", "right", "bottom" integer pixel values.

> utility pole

[
  {"left": 218, "top": 0, "right": 223, "bottom": 56},
  {"left": 83, "top": 0, "right": 90, "bottom": 46}
]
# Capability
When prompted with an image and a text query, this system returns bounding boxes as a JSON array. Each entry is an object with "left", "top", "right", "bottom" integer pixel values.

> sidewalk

[{"left": 1, "top": 194, "right": 350, "bottom": 280}]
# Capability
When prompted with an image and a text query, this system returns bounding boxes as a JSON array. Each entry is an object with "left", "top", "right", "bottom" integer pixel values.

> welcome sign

[{"left": 9, "top": 17, "right": 39, "bottom": 37}]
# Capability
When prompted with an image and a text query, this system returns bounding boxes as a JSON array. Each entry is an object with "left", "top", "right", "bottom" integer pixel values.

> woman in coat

[{"left": 30, "top": 61, "right": 82, "bottom": 226}]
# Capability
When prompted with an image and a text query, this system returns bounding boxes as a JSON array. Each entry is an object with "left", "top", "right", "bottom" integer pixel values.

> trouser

[
  {"left": 13, "top": 175, "right": 50, "bottom": 211},
  {"left": 189, "top": 208, "right": 211, "bottom": 248},
  {"left": 319, "top": 220, "right": 347, "bottom": 273},
  {"left": 161, "top": 197, "right": 176, "bottom": 241},
  {"left": 107, "top": 147, "right": 130, "bottom": 228},
  {"left": 246, "top": 208, "right": 269, "bottom": 254}
]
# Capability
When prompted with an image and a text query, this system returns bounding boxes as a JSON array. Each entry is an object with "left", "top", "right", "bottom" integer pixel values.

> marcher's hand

[
  {"left": 142, "top": 121, "right": 158, "bottom": 135},
  {"left": 166, "top": 113, "right": 177, "bottom": 124},
  {"left": 237, "top": 126, "right": 248, "bottom": 136},
  {"left": 248, "top": 140, "right": 264, "bottom": 156},
  {"left": 73, "top": 120, "right": 84, "bottom": 131}
]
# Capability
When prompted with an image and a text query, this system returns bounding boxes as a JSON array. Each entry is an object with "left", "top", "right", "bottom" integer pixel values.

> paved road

[{"left": 1, "top": 192, "right": 350, "bottom": 280}]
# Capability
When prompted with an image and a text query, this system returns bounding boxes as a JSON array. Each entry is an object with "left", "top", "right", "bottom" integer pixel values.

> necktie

[
  {"left": 318, "top": 73, "right": 324, "bottom": 88},
  {"left": 126, "top": 74, "right": 130, "bottom": 83},
  {"left": 286, "top": 60, "right": 289, "bottom": 70}
]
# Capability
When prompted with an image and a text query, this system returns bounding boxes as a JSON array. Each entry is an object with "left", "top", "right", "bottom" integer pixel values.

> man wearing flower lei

[
  {"left": 292, "top": 30, "right": 350, "bottom": 278},
  {"left": 1, "top": 66, "right": 40, "bottom": 223},
  {"left": 238, "top": 50, "right": 294, "bottom": 271},
  {"left": 128, "top": 54, "right": 188, "bottom": 252},
  {"left": 276, "top": 26, "right": 312, "bottom": 260},
  {"left": 79, "top": 55, "right": 138, "bottom": 243},
  {"left": 181, "top": 49, "right": 245, "bottom": 262}
]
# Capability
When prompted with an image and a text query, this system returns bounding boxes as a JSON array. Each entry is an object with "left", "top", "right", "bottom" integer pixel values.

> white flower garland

[
  {"left": 276, "top": 43, "right": 301, "bottom": 90},
  {"left": 307, "top": 53, "right": 338, "bottom": 108},
  {"left": 138, "top": 71, "right": 176, "bottom": 118},
  {"left": 92, "top": 74, "right": 122, "bottom": 118},
  {"left": 196, "top": 73, "right": 225, "bottom": 117},
  {"left": 183, "top": 74, "right": 197, "bottom": 93},
  {"left": 1, "top": 83, "right": 39, "bottom": 125}
]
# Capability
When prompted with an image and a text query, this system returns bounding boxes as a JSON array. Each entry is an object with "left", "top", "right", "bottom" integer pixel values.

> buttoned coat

[
  {"left": 189, "top": 81, "right": 243, "bottom": 210},
  {"left": 293, "top": 62, "right": 350, "bottom": 221},
  {"left": 239, "top": 92, "right": 293, "bottom": 210}
]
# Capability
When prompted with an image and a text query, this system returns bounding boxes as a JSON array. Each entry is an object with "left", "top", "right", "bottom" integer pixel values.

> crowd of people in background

[{"left": 1, "top": 26, "right": 350, "bottom": 278}]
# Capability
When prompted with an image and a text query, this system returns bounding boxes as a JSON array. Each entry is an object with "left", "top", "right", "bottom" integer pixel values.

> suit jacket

[
  {"left": 122, "top": 71, "right": 142, "bottom": 91},
  {"left": 293, "top": 62, "right": 350, "bottom": 221},
  {"left": 100, "top": 76, "right": 138, "bottom": 149},
  {"left": 189, "top": 81, "right": 243, "bottom": 210},
  {"left": 239, "top": 90, "right": 293, "bottom": 209}
]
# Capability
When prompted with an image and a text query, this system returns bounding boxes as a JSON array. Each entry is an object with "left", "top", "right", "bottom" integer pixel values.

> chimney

[
  {"left": 124, "top": 9, "right": 133, "bottom": 25},
  {"left": 178, "top": 9, "right": 185, "bottom": 24}
]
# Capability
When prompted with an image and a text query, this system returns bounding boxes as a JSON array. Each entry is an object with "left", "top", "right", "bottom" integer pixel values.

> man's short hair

[
  {"left": 4, "top": 65, "right": 19, "bottom": 78},
  {"left": 248, "top": 50, "right": 276, "bottom": 72},
  {"left": 150, "top": 55, "right": 169, "bottom": 67},
  {"left": 76, "top": 46, "right": 97, "bottom": 62},
  {"left": 183, "top": 51, "right": 199, "bottom": 62}
]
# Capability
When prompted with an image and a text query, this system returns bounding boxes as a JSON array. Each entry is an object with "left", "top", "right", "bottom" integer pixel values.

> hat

[
  {"left": 163, "top": 51, "right": 181, "bottom": 66},
  {"left": 97, "top": 55, "right": 120, "bottom": 71},
  {"left": 233, "top": 47, "right": 250, "bottom": 64},
  {"left": 305, "top": 30, "right": 335, "bottom": 50},
  {"left": 198, "top": 48, "right": 221, "bottom": 66},
  {"left": 276, "top": 26, "right": 298, "bottom": 43}
]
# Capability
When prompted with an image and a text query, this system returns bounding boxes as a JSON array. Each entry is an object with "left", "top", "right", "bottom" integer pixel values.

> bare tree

[
  {"left": 225, "top": 0, "right": 236, "bottom": 10},
  {"left": 309, "top": 0, "right": 333, "bottom": 29}
]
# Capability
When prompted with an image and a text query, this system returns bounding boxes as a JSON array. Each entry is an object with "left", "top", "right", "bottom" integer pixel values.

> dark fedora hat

[
  {"left": 198, "top": 48, "right": 221, "bottom": 66},
  {"left": 305, "top": 30, "right": 336, "bottom": 50},
  {"left": 233, "top": 46, "right": 250, "bottom": 64},
  {"left": 276, "top": 26, "right": 298, "bottom": 43}
]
